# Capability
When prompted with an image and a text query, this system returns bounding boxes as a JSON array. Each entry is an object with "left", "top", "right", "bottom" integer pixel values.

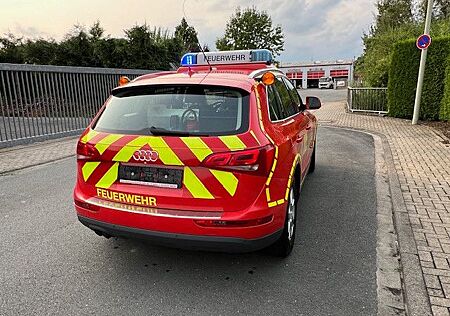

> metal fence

[
  {"left": 347, "top": 87, "right": 388, "bottom": 114},
  {"left": 0, "top": 63, "right": 154, "bottom": 148}
]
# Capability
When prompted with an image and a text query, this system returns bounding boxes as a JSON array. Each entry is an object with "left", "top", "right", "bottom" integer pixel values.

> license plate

[{"left": 118, "top": 165, "right": 183, "bottom": 189}]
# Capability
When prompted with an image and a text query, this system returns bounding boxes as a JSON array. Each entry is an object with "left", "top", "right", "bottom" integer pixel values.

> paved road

[{"left": 0, "top": 127, "right": 377, "bottom": 316}]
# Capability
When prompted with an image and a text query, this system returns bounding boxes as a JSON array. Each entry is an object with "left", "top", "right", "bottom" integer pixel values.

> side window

[
  {"left": 267, "top": 85, "right": 284, "bottom": 121},
  {"left": 274, "top": 78, "right": 298, "bottom": 117},
  {"left": 283, "top": 77, "right": 304, "bottom": 111}
]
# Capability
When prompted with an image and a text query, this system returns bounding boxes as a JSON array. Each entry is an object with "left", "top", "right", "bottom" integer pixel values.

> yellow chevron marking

[
  {"left": 265, "top": 187, "right": 271, "bottom": 201},
  {"left": 219, "top": 135, "right": 246, "bottom": 151},
  {"left": 81, "top": 130, "right": 99, "bottom": 143},
  {"left": 113, "top": 137, "right": 150, "bottom": 162},
  {"left": 113, "top": 136, "right": 184, "bottom": 166},
  {"left": 82, "top": 161, "right": 100, "bottom": 182},
  {"left": 210, "top": 170, "right": 238, "bottom": 196},
  {"left": 96, "top": 162, "right": 119, "bottom": 189},
  {"left": 266, "top": 171, "right": 274, "bottom": 186},
  {"left": 181, "top": 137, "right": 213, "bottom": 162},
  {"left": 268, "top": 201, "right": 278, "bottom": 208},
  {"left": 254, "top": 84, "right": 284, "bottom": 206},
  {"left": 271, "top": 158, "right": 278, "bottom": 173},
  {"left": 95, "top": 134, "right": 123, "bottom": 155},
  {"left": 253, "top": 84, "right": 275, "bottom": 144},
  {"left": 147, "top": 137, "right": 184, "bottom": 166},
  {"left": 183, "top": 167, "right": 214, "bottom": 199},
  {"left": 250, "top": 130, "right": 261, "bottom": 146},
  {"left": 285, "top": 155, "right": 300, "bottom": 200}
]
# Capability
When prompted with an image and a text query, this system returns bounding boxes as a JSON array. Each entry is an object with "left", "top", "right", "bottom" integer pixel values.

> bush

[
  {"left": 387, "top": 39, "right": 420, "bottom": 118},
  {"left": 440, "top": 55, "right": 450, "bottom": 121},
  {"left": 388, "top": 37, "right": 450, "bottom": 120}
]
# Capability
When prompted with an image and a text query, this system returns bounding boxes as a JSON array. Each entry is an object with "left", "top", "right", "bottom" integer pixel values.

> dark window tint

[
  {"left": 267, "top": 85, "right": 284, "bottom": 121},
  {"left": 94, "top": 85, "right": 249, "bottom": 136},
  {"left": 274, "top": 78, "right": 298, "bottom": 117},
  {"left": 283, "top": 78, "right": 302, "bottom": 106}
]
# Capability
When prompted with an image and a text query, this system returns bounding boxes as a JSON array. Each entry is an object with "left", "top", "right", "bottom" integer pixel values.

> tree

[
  {"left": 174, "top": 18, "right": 199, "bottom": 53},
  {"left": 216, "top": 7, "right": 284, "bottom": 57},
  {"left": 22, "top": 39, "right": 59, "bottom": 65},
  {"left": 374, "top": 0, "right": 414, "bottom": 34},
  {"left": 89, "top": 20, "right": 104, "bottom": 41},
  {"left": 419, "top": 0, "right": 450, "bottom": 20},
  {"left": 0, "top": 33, "right": 24, "bottom": 63},
  {"left": 55, "top": 24, "right": 95, "bottom": 66}
]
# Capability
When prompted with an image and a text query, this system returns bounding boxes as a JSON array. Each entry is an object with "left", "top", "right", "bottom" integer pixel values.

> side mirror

[{"left": 306, "top": 96, "right": 321, "bottom": 110}]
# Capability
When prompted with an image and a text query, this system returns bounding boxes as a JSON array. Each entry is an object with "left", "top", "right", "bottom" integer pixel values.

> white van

[{"left": 318, "top": 77, "right": 334, "bottom": 89}]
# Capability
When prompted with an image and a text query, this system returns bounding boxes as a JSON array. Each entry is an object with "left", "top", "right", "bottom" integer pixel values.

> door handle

[
  {"left": 306, "top": 125, "right": 312, "bottom": 131},
  {"left": 296, "top": 136, "right": 304, "bottom": 143}
]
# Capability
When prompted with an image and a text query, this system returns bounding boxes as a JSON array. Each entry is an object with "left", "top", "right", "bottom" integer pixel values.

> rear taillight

[
  {"left": 77, "top": 141, "right": 100, "bottom": 160},
  {"left": 202, "top": 145, "right": 275, "bottom": 175}
]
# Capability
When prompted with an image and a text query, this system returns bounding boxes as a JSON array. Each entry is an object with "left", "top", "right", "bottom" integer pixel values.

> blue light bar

[{"left": 180, "top": 49, "right": 273, "bottom": 66}]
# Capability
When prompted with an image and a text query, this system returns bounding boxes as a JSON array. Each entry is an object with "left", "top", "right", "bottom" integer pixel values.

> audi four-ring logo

[{"left": 133, "top": 150, "right": 159, "bottom": 162}]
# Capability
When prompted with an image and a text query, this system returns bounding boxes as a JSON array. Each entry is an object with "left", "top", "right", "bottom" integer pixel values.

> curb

[{"left": 322, "top": 125, "right": 432, "bottom": 316}]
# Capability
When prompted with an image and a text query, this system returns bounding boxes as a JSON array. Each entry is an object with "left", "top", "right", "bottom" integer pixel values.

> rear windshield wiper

[{"left": 149, "top": 126, "right": 210, "bottom": 137}]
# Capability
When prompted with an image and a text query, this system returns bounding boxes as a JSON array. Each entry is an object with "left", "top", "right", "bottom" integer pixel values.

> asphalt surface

[{"left": 0, "top": 127, "right": 377, "bottom": 316}]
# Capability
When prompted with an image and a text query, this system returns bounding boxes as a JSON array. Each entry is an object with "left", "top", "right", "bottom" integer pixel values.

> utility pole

[{"left": 412, "top": 0, "right": 434, "bottom": 125}]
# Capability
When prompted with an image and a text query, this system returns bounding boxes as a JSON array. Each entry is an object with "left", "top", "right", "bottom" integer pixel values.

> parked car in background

[{"left": 319, "top": 76, "right": 334, "bottom": 89}]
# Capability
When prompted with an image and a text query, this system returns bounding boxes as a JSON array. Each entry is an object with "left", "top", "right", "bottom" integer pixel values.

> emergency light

[{"left": 180, "top": 49, "right": 273, "bottom": 66}]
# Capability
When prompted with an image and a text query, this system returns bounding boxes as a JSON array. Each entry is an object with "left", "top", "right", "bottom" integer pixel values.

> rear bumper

[{"left": 78, "top": 216, "right": 282, "bottom": 253}]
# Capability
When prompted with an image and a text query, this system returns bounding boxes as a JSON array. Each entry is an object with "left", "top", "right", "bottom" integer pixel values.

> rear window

[{"left": 93, "top": 85, "right": 249, "bottom": 136}]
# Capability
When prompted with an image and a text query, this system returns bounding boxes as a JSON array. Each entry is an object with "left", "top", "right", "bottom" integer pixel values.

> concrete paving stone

[
  {"left": 442, "top": 283, "right": 450, "bottom": 298},
  {"left": 441, "top": 244, "right": 450, "bottom": 254},
  {"left": 423, "top": 261, "right": 436, "bottom": 268},
  {"left": 426, "top": 274, "right": 443, "bottom": 289},
  {"left": 431, "top": 297, "right": 450, "bottom": 308},
  {"left": 419, "top": 250, "right": 433, "bottom": 261},
  {"left": 432, "top": 305, "right": 450, "bottom": 316},
  {"left": 434, "top": 257, "right": 450, "bottom": 270},
  {"left": 430, "top": 288, "right": 446, "bottom": 298}
]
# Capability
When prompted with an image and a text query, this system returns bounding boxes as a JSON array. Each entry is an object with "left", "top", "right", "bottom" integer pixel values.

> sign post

[{"left": 412, "top": 0, "right": 434, "bottom": 125}]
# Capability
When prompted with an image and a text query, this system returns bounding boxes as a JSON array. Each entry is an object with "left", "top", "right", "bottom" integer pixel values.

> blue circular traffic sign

[{"left": 417, "top": 34, "right": 432, "bottom": 50}]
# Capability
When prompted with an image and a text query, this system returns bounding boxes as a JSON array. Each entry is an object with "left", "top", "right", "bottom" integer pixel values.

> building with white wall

[{"left": 279, "top": 60, "right": 354, "bottom": 89}]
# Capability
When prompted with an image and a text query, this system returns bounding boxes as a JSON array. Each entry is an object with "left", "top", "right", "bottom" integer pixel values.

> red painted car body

[{"left": 74, "top": 56, "right": 319, "bottom": 253}]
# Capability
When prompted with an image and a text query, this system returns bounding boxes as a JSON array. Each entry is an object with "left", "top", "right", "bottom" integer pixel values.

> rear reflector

[
  {"left": 194, "top": 215, "right": 273, "bottom": 228},
  {"left": 74, "top": 199, "right": 101, "bottom": 212}
]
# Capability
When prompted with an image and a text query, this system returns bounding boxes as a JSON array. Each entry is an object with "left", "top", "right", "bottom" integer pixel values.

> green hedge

[
  {"left": 388, "top": 37, "right": 450, "bottom": 120},
  {"left": 440, "top": 55, "right": 450, "bottom": 121}
]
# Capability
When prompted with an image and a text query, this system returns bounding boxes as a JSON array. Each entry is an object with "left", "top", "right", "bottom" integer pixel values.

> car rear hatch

[{"left": 76, "top": 84, "right": 272, "bottom": 213}]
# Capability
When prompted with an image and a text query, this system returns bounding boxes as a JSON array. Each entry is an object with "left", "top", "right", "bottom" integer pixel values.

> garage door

[{"left": 307, "top": 71, "right": 325, "bottom": 79}]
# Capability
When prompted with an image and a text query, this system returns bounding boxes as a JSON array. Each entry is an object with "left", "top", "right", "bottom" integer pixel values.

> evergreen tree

[
  {"left": 216, "top": 7, "right": 284, "bottom": 57},
  {"left": 374, "top": 0, "right": 414, "bottom": 34},
  {"left": 174, "top": 18, "right": 199, "bottom": 53}
]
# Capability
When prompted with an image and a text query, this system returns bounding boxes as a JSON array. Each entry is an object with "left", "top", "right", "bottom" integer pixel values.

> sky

[{"left": 0, "top": 0, "right": 377, "bottom": 62}]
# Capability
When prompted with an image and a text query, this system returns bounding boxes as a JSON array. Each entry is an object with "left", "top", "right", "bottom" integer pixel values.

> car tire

[
  {"left": 308, "top": 142, "right": 316, "bottom": 174},
  {"left": 266, "top": 182, "right": 298, "bottom": 257}
]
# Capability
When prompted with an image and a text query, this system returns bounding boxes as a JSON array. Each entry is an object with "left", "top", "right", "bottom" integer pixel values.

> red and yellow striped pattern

[{"left": 79, "top": 128, "right": 262, "bottom": 200}]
